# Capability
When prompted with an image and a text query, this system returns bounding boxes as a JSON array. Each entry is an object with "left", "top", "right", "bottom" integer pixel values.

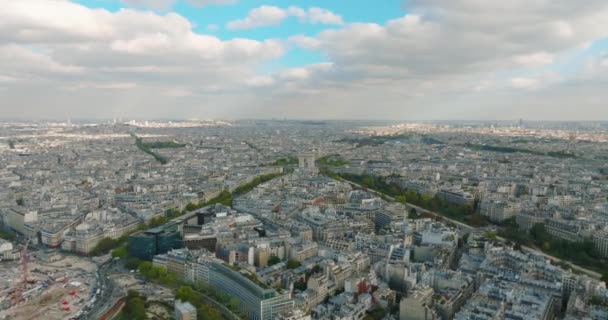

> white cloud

[
  {"left": 163, "top": 87, "right": 194, "bottom": 96},
  {"left": 120, "top": 0, "right": 175, "bottom": 11},
  {"left": 120, "top": 0, "right": 236, "bottom": 11},
  {"left": 96, "top": 82, "right": 138, "bottom": 89},
  {"left": 511, "top": 77, "right": 541, "bottom": 90},
  {"left": 245, "top": 75, "right": 275, "bottom": 87},
  {"left": 306, "top": 8, "right": 343, "bottom": 25},
  {"left": 186, "top": 0, "right": 236, "bottom": 7},
  {"left": 227, "top": 6, "right": 288, "bottom": 30},
  {"left": 226, "top": 5, "right": 343, "bottom": 30},
  {"left": 279, "top": 68, "right": 310, "bottom": 80},
  {"left": 0, "top": 0, "right": 284, "bottom": 97},
  {"left": 514, "top": 52, "right": 554, "bottom": 67},
  {"left": 3, "top": 0, "right": 608, "bottom": 120}
]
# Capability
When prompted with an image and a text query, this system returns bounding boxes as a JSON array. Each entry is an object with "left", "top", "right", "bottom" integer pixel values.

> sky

[{"left": 1, "top": 0, "right": 608, "bottom": 121}]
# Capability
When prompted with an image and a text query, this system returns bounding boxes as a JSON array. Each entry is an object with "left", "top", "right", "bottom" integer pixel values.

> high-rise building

[
  {"left": 128, "top": 225, "right": 182, "bottom": 261},
  {"left": 207, "top": 261, "right": 294, "bottom": 320},
  {"left": 593, "top": 231, "right": 608, "bottom": 258}
]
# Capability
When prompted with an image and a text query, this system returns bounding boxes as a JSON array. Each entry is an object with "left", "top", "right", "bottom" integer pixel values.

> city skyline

[
  {"left": 2, "top": 0, "right": 608, "bottom": 120},
  {"left": 1, "top": 118, "right": 607, "bottom": 319}
]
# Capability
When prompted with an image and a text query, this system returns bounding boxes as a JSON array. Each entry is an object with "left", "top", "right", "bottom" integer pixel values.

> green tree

[
  {"left": 123, "top": 290, "right": 148, "bottom": 320},
  {"left": 138, "top": 261, "right": 153, "bottom": 277},
  {"left": 293, "top": 279, "right": 307, "bottom": 291},
  {"left": 176, "top": 286, "right": 197, "bottom": 305},
  {"left": 160, "top": 271, "right": 177, "bottom": 286},
  {"left": 185, "top": 202, "right": 198, "bottom": 212},
  {"left": 207, "top": 190, "right": 233, "bottom": 207},
  {"left": 484, "top": 230, "right": 497, "bottom": 240},
  {"left": 268, "top": 255, "right": 281, "bottom": 266},
  {"left": 312, "top": 264, "right": 322, "bottom": 274},
  {"left": 125, "top": 258, "right": 142, "bottom": 270},
  {"left": 286, "top": 259, "right": 301, "bottom": 269},
  {"left": 408, "top": 208, "right": 418, "bottom": 219},
  {"left": 197, "top": 305, "right": 221, "bottom": 320},
  {"left": 111, "top": 246, "right": 127, "bottom": 259},
  {"left": 170, "top": 209, "right": 182, "bottom": 218},
  {"left": 229, "top": 297, "right": 239, "bottom": 311},
  {"left": 90, "top": 237, "right": 122, "bottom": 256},
  {"left": 147, "top": 216, "right": 167, "bottom": 228},
  {"left": 530, "top": 224, "right": 549, "bottom": 244}
]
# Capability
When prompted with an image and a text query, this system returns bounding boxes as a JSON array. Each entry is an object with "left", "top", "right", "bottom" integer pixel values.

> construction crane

[{"left": 12, "top": 238, "right": 30, "bottom": 305}]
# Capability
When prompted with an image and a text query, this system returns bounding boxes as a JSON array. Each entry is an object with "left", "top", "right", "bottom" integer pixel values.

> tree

[
  {"left": 138, "top": 261, "right": 153, "bottom": 277},
  {"left": 123, "top": 290, "right": 148, "bottom": 320},
  {"left": 602, "top": 273, "right": 608, "bottom": 283},
  {"left": 293, "top": 279, "right": 307, "bottom": 291},
  {"left": 229, "top": 297, "right": 239, "bottom": 311},
  {"left": 176, "top": 286, "right": 197, "bottom": 305},
  {"left": 468, "top": 214, "right": 487, "bottom": 227},
  {"left": 484, "top": 230, "right": 497, "bottom": 240},
  {"left": 185, "top": 202, "right": 198, "bottom": 212},
  {"left": 125, "top": 258, "right": 142, "bottom": 270},
  {"left": 90, "top": 237, "right": 122, "bottom": 256},
  {"left": 530, "top": 224, "right": 549, "bottom": 244},
  {"left": 408, "top": 208, "right": 418, "bottom": 219},
  {"left": 286, "top": 259, "right": 301, "bottom": 269},
  {"left": 160, "top": 271, "right": 177, "bottom": 286},
  {"left": 268, "top": 255, "right": 281, "bottom": 266},
  {"left": 169, "top": 209, "right": 182, "bottom": 218},
  {"left": 312, "top": 264, "right": 322, "bottom": 274},
  {"left": 147, "top": 216, "right": 167, "bottom": 228},
  {"left": 197, "top": 305, "right": 221, "bottom": 320},
  {"left": 111, "top": 246, "right": 127, "bottom": 259}
]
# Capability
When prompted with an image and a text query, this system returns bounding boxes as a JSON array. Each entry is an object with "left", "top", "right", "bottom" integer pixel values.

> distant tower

[
  {"left": 298, "top": 153, "right": 316, "bottom": 170},
  {"left": 518, "top": 118, "right": 524, "bottom": 128}
]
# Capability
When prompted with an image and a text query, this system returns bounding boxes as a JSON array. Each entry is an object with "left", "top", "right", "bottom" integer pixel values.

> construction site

[{"left": 0, "top": 242, "right": 99, "bottom": 320}]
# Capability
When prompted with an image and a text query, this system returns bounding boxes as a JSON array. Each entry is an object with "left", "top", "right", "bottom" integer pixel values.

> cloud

[
  {"left": 245, "top": 75, "right": 275, "bottom": 87},
  {"left": 289, "top": 1, "right": 608, "bottom": 93},
  {"left": 226, "top": 6, "right": 343, "bottom": 30},
  {"left": 0, "top": 0, "right": 284, "bottom": 95},
  {"left": 510, "top": 77, "right": 541, "bottom": 90},
  {"left": 120, "top": 0, "right": 175, "bottom": 11},
  {"left": 120, "top": 0, "right": 235, "bottom": 11},
  {"left": 186, "top": 0, "right": 236, "bottom": 7},
  {"left": 274, "top": 0, "right": 608, "bottom": 119},
  {"left": 305, "top": 7, "right": 343, "bottom": 25},
  {"left": 227, "top": 5, "right": 288, "bottom": 30},
  {"left": 514, "top": 52, "right": 554, "bottom": 67},
  {"left": 2, "top": 0, "right": 608, "bottom": 120}
]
